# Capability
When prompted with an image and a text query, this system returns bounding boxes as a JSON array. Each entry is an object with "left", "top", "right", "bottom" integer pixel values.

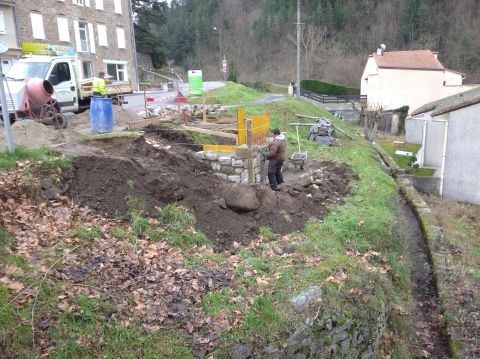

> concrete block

[
  {"left": 232, "top": 159, "right": 244, "bottom": 167},
  {"left": 228, "top": 175, "right": 241, "bottom": 183},
  {"left": 211, "top": 162, "right": 221, "bottom": 171},
  {"left": 291, "top": 286, "right": 323, "bottom": 312},
  {"left": 215, "top": 173, "right": 228, "bottom": 180},
  {"left": 195, "top": 151, "right": 206, "bottom": 160},
  {"left": 218, "top": 156, "right": 233, "bottom": 166},
  {"left": 221, "top": 166, "right": 235, "bottom": 175},
  {"left": 205, "top": 151, "right": 219, "bottom": 161}
]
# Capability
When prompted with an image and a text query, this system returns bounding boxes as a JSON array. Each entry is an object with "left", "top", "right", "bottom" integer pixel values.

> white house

[
  {"left": 406, "top": 87, "right": 480, "bottom": 204},
  {"left": 361, "top": 49, "right": 477, "bottom": 113}
]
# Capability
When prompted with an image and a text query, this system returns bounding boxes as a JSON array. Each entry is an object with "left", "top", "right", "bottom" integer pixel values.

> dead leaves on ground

[{"left": 0, "top": 164, "right": 234, "bottom": 353}]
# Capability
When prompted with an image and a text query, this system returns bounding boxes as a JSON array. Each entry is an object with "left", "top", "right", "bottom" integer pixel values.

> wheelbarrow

[{"left": 290, "top": 125, "right": 308, "bottom": 170}]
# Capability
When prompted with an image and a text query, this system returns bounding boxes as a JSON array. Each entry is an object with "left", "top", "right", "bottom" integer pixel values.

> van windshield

[{"left": 5, "top": 62, "right": 50, "bottom": 81}]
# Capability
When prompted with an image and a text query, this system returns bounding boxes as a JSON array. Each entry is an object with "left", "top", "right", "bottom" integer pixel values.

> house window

[
  {"left": 95, "top": 0, "right": 103, "bottom": 10},
  {"left": 0, "top": 11, "right": 6, "bottom": 34},
  {"left": 114, "top": 0, "right": 122, "bottom": 14},
  {"left": 97, "top": 24, "right": 108, "bottom": 46},
  {"left": 57, "top": 17, "right": 70, "bottom": 42},
  {"left": 78, "top": 22, "right": 89, "bottom": 52},
  {"left": 106, "top": 62, "right": 127, "bottom": 81},
  {"left": 30, "top": 13, "right": 45, "bottom": 40},
  {"left": 82, "top": 61, "right": 93, "bottom": 79},
  {"left": 116, "top": 27, "right": 125, "bottom": 49},
  {"left": 73, "top": 0, "right": 84, "bottom": 5}
]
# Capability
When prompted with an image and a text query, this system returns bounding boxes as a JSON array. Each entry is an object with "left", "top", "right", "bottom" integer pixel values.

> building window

[
  {"left": 78, "top": 22, "right": 90, "bottom": 52},
  {"left": 0, "top": 12, "right": 5, "bottom": 34},
  {"left": 116, "top": 27, "right": 125, "bottom": 49},
  {"left": 73, "top": 0, "right": 84, "bottom": 5},
  {"left": 57, "top": 17, "right": 70, "bottom": 42},
  {"left": 114, "top": 0, "right": 122, "bottom": 14},
  {"left": 97, "top": 24, "right": 108, "bottom": 46},
  {"left": 30, "top": 13, "right": 45, "bottom": 40},
  {"left": 95, "top": 0, "right": 103, "bottom": 10},
  {"left": 106, "top": 62, "right": 127, "bottom": 81},
  {"left": 82, "top": 61, "right": 93, "bottom": 79}
]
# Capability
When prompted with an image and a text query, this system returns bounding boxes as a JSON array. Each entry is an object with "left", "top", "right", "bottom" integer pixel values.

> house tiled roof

[
  {"left": 411, "top": 87, "right": 480, "bottom": 117},
  {"left": 373, "top": 50, "right": 445, "bottom": 71}
]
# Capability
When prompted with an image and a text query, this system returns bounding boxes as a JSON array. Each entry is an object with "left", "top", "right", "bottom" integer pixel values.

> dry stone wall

[{"left": 195, "top": 150, "right": 267, "bottom": 184}]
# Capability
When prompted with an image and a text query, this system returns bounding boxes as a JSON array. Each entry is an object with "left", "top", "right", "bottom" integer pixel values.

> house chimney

[{"left": 377, "top": 44, "right": 386, "bottom": 56}]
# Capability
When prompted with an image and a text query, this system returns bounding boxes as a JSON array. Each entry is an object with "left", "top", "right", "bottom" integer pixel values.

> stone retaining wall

[
  {"left": 233, "top": 290, "right": 388, "bottom": 359},
  {"left": 195, "top": 150, "right": 267, "bottom": 184},
  {"left": 399, "top": 174, "right": 440, "bottom": 195}
]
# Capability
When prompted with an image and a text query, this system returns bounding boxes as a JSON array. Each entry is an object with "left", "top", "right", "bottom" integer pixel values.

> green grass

[
  {"left": 259, "top": 226, "right": 276, "bottom": 241},
  {"left": 153, "top": 230, "right": 212, "bottom": 250},
  {"left": 202, "top": 288, "right": 231, "bottom": 315},
  {"left": 188, "top": 82, "right": 263, "bottom": 105},
  {"left": 159, "top": 203, "right": 196, "bottom": 231},
  {"left": 74, "top": 226, "right": 102, "bottom": 240},
  {"left": 378, "top": 140, "right": 435, "bottom": 176},
  {"left": 0, "top": 146, "right": 72, "bottom": 171},
  {"left": 49, "top": 296, "right": 194, "bottom": 359}
]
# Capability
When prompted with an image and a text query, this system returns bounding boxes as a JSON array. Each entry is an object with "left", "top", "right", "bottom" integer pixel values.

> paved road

[{"left": 123, "top": 81, "right": 226, "bottom": 113}]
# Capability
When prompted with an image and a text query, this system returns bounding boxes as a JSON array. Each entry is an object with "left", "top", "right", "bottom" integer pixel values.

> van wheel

[
  {"left": 53, "top": 113, "right": 67, "bottom": 129},
  {"left": 112, "top": 98, "right": 119, "bottom": 105}
]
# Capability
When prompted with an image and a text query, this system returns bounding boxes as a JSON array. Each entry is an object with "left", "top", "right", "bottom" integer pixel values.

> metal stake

[{"left": 0, "top": 70, "right": 14, "bottom": 153}]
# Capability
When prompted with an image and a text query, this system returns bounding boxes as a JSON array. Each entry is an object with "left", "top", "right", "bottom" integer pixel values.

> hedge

[{"left": 301, "top": 80, "right": 359, "bottom": 96}]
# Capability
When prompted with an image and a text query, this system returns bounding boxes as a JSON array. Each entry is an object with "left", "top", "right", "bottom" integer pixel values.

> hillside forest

[{"left": 135, "top": 0, "right": 480, "bottom": 87}]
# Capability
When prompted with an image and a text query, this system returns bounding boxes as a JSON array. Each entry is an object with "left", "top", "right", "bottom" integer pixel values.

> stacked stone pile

[{"left": 195, "top": 150, "right": 266, "bottom": 184}]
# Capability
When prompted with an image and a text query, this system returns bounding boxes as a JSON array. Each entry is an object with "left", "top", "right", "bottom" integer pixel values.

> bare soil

[{"left": 66, "top": 132, "right": 357, "bottom": 250}]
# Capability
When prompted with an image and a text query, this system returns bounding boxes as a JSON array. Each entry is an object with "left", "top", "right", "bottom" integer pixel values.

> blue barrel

[{"left": 90, "top": 97, "right": 113, "bottom": 133}]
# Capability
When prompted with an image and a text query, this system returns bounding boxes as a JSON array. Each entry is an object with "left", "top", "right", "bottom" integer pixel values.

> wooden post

[
  {"left": 202, "top": 96, "right": 207, "bottom": 123},
  {"left": 246, "top": 119, "right": 254, "bottom": 185},
  {"left": 283, "top": 111, "right": 288, "bottom": 133},
  {"left": 143, "top": 87, "right": 147, "bottom": 119}
]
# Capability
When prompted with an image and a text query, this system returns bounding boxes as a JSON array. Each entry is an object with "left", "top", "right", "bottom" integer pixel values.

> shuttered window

[
  {"left": 30, "top": 13, "right": 45, "bottom": 39},
  {"left": 116, "top": 27, "right": 125, "bottom": 49},
  {"left": 57, "top": 17, "right": 70, "bottom": 42},
  {"left": 114, "top": 0, "right": 122, "bottom": 14},
  {"left": 0, "top": 12, "right": 5, "bottom": 34},
  {"left": 97, "top": 24, "right": 108, "bottom": 46},
  {"left": 95, "top": 0, "right": 103, "bottom": 10}
]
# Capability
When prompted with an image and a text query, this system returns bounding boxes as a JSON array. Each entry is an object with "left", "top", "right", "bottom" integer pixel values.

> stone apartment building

[
  {"left": 0, "top": 0, "right": 21, "bottom": 74},
  {"left": 14, "top": 0, "right": 137, "bottom": 87}
]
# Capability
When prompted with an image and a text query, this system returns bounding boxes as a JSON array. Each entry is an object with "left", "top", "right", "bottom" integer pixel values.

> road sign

[
  {"left": 221, "top": 67, "right": 227, "bottom": 73},
  {"left": 222, "top": 59, "right": 227, "bottom": 67}
]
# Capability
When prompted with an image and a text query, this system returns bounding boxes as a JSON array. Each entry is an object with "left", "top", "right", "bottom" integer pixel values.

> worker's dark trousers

[{"left": 268, "top": 160, "right": 284, "bottom": 190}]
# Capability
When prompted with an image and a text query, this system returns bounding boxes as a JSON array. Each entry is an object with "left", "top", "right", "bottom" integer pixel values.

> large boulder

[{"left": 222, "top": 184, "right": 260, "bottom": 212}]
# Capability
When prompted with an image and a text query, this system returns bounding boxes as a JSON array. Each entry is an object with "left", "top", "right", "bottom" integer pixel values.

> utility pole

[{"left": 296, "top": 0, "right": 301, "bottom": 98}]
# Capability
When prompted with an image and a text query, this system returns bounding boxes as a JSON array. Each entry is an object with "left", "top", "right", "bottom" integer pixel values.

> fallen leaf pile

[{"left": 0, "top": 162, "right": 232, "bottom": 354}]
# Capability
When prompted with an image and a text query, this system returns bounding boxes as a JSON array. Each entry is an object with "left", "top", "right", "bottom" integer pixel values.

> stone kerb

[{"left": 195, "top": 150, "right": 267, "bottom": 184}]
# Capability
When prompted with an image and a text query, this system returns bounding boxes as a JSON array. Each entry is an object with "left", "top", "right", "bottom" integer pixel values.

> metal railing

[{"left": 297, "top": 88, "right": 367, "bottom": 103}]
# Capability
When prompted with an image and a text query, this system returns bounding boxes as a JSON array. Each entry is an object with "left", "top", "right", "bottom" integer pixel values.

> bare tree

[{"left": 288, "top": 25, "right": 327, "bottom": 78}]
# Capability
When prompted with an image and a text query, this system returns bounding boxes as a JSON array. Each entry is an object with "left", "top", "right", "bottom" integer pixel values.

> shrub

[{"left": 301, "top": 79, "right": 359, "bottom": 96}]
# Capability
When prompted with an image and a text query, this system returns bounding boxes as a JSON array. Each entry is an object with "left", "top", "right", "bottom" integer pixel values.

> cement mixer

[{"left": 16, "top": 78, "right": 67, "bottom": 129}]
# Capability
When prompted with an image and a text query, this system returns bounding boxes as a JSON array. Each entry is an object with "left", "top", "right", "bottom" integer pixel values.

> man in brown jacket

[{"left": 266, "top": 128, "right": 287, "bottom": 191}]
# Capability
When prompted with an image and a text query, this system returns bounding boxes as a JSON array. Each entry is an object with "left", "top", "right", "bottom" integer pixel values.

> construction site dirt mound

[
  {"left": 69, "top": 105, "right": 140, "bottom": 129},
  {"left": 67, "top": 135, "right": 357, "bottom": 250},
  {"left": 0, "top": 120, "right": 63, "bottom": 150}
]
